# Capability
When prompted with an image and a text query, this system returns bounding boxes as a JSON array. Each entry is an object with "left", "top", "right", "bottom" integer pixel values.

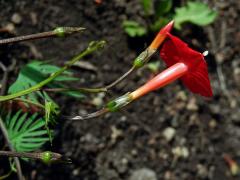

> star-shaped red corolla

[
  {"left": 160, "top": 33, "right": 213, "bottom": 97},
  {"left": 130, "top": 33, "right": 213, "bottom": 100}
]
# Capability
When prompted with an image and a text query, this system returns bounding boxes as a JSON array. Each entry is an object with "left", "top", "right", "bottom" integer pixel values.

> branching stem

[
  {"left": 0, "top": 63, "right": 24, "bottom": 180},
  {"left": 105, "top": 66, "right": 136, "bottom": 89},
  {"left": 0, "top": 151, "right": 71, "bottom": 164},
  {"left": 0, "top": 27, "right": 85, "bottom": 45},
  {"left": 0, "top": 41, "right": 106, "bottom": 102},
  {"left": 71, "top": 108, "right": 109, "bottom": 120},
  {"left": 0, "top": 117, "right": 24, "bottom": 180},
  {"left": 44, "top": 87, "right": 107, "bottom": 94}
]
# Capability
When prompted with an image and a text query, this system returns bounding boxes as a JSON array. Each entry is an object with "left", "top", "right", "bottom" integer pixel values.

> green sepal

[
  {"left": 106, "top": 93, "right": 132, "bottom": 112},
  {"left": 41, "top": 151, "right": 52, "bottom": 164},
  {"left": 54, "top": 27, "right": 65, "bottom": 37},
  {"left": 133, "top": 48, "right": 156, "bottom": 68}
]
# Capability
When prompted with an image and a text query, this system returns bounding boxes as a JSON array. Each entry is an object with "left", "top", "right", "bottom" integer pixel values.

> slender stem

[
  {"left": 0, "top": 118, "right": 24, "bottom": 180},
  {"left": 71, "top": 63, "right": 188, "bottom": 121},
  {"left": 105, "top": 66, "right": 136, "bottom": 89},
  {"left": 70, "top": 49, "right": 157, "bottom": 121},
  {"left": 0, "top": 63, "right": 24, "bottom": 180},
  {"left": 0, "top": 63, "right": 8, "bottom": 95},
  {"left": 43, "top": 87, "right": 107, "bottom": 94},
  {"left": 44, "top": 44, "right": 154, "bottom": 96},
  {"left": 0, "top": 27, "right": 85, "bottom": 45},
  {"left": 71, "top": 108, "right": 109, "bottom": 120},
  {"left": 0, "top": 40, "right": 106, "bottom": 102},
  {"left": 104, "top": 48, "right": 156, "bottom": 90},
  {"left": 0, "top": 170, "right": 12, "bottom": 180},
  {"left": 0, "top": 151, "right": 39, "bottom": 159},
  {"left": 0, "top": 151, "right": 71, "bottom": 164},
  {"left": 13, "top": 98, "right": 45, "bottom": 109}
]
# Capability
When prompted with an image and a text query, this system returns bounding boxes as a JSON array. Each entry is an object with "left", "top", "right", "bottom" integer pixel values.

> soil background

[{"left": 0, "top": 0, "right": 240, "bottom": 180}]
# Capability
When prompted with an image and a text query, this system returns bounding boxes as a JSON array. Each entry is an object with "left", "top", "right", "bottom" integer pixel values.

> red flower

[
  {"left": 160, "top": 33, "right": 213, "bottom": 97},
  {"left": 130, "top": 33, "right": 213, "bottom": 100}
]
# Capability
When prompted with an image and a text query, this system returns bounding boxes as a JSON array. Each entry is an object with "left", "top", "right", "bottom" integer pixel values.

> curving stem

[{"left": 0, "top": 27, "right": 85, "bottom": 45}]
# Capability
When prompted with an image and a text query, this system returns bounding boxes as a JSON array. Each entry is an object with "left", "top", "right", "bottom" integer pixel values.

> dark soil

[{"left": 0, "top": 0, "right": 240, "bottom": 180}]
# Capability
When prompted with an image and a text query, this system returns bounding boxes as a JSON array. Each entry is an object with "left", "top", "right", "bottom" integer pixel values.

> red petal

[
  {"left": 181, "top": 62, "right": 213, "bottom": 97},
  {"left": 160, "top": 33, "right": 213, "bottom": 97}
]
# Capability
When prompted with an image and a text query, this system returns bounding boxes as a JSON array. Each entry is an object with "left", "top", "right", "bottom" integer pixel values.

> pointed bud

[
  {"left": 149, "top": 20, "right": 174, "bottom": 50},
  {"left": 40, "top": 151, "right": 72, "bottom": 164},
  {"left": 41, "top": 151, "right": 53, "bottom": 164},
  {"left": 106, "top": 93, "right": 132, "bottom": 112},
  {"left": 53, "top": 27, "right": 85, "bottom": 37}
]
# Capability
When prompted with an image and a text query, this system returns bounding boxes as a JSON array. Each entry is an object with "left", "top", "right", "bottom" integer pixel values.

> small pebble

[
  {"left": 186, "top": 97, "right": 198, "bottom": 111},
  {"left": 129, "top": 168, "right": 157, "bottom": 180},
  {"left": 172, "top": 146, "right": 189, "bottom": 158},
  {"left": 209, "top": 119, "right": 217, "bottom": 129},
  {"left": 11, "top": 13, "right": 22, "bottom": 24},
  {"left": 197, "top": 164, "right": 208, "bottom": 179},
  {"left": 131, "top": 149, "right": 138, "bottom": 156},
  {"left": 72, "top": 169, "right": 79, "bottom": 176},
  {"left": 111, "top": 126, "right": 122, "bottom": 143},
  {"left": 4, "top": 23, "right": 15, "bottom": 32},
  {"left": 162, "top": 127, "right": 176, "bottom": 142},
  {"left": 91, "top": 92, "right": 105, "bottom": 107},
  {"left": 176, "top": 91, "right": 187, "bottom": 101}
]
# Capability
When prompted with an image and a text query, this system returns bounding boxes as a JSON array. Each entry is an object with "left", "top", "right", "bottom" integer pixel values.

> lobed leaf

[
  {"left": 141, "top": 0, "right": 154, "bottom": 16},
  {"left": 174, "top": 1, "right": 217, "bottom": 29},
  {"left": 122, "top": 20, "right": 147, "bottom": 37},
  {"left": 4, "top": 111, "right": 49, "bottom": 152}
]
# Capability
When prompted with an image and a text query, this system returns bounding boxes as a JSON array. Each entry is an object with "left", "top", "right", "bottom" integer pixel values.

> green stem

[
  {"left": 14, "top": 98, "right": 45, "bottom": 109},
  {"left": 0, "top": 27, "right": 85, "bottom": 45},
  {"left": 0, "top": 117, "right": 24, "bottom": 180},
  {"left": 71, "top": 93, "right": 134, "bottom": 120},
  {"left": 0, "top": 41, "right": 106, "bottom": 102},
  {"left": 103, "top": 48, "right": 156, "bottom": 90},
  {"left": 0, "top": 170, "right": 12, "bottom": 180},
  {"left": 105, "top": 66, "right": 136, "bottom": 89},
  {"left": 44, "top": 87, "right": 107, "bottom": 94},
  {"left": 0, "top": 151, "right": 71, "bottom": 164},
  {"left": 71, "top": 108, "right": 109, "bottom": 120},
  {"left": 44, "top": 46, "right": 155, "bottom": 96}
]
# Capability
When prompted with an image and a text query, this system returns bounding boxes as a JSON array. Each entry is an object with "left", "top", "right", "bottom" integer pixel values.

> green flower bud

[
  {"left": 41, "top": 151, "right": 52, "bottom": 164},
  {"left": 54, "top": 27, "right": 65, "bottom": 37},
  {"left": 133, "top": 48, "right": 156, "bottom": 68},
  {"left": 107, "top": 93, "right": 132, "bottom": 112}
]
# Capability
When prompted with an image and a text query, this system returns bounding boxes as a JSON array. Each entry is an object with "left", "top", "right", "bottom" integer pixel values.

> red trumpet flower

[{"left": 130, "top": 33, "right": 213, "bottom": 100}]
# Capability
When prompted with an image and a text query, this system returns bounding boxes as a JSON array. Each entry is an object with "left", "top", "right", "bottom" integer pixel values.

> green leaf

[
  {"left": 122, "top": 20, "right": 147, "bottom": 37},
  {"left": 8, "top": 60, "right": 81, "bottom": 102},
  {"left": 44, "top": 101, "right": 60, "bottom": 143},
  {"left": 155, "top": 0, "right": 172, "bottom": 16},
  {"left": 141, "top": 0, "right": 154, "bottom": 16},
  {"left": 174, "top": 1, "right": 217, "bottom": 29},
  {"left": 4, "top": 111, "right": 49, "bottom": 152}
]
